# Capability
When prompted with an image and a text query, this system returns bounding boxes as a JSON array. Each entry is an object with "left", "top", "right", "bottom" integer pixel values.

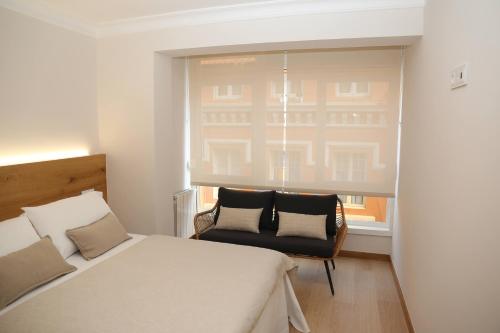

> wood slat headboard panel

[{"left": 0, "top": 154, "right": 107, "bottom": 222}]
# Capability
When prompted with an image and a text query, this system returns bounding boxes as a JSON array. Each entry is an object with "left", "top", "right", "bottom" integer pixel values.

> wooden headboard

[{"left": 0, "top": 154, "right": 107, "bottom": 221}]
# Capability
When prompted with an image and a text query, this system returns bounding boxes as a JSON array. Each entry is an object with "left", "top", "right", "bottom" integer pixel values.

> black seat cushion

[
  {"left": 199, "top": 229, "right": 335, "bottom": 258},
  {"left": 215, "top": 187, "right": 276, "bottom": 231},
  {"left": 274, "top": 192, "right": 338, "bottom": 236}
]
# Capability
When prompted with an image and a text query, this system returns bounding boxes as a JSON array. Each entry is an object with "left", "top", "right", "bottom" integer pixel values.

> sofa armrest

[
  {"left": 333, "top": 197, "right": 348, "bottom": 257},
  {"left": 194, "top": 201, "right": 219, "bottom": 239}
]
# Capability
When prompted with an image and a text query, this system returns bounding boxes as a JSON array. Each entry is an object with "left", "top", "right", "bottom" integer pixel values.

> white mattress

[{"left": 0, "top": 233, "right": 147, "bottom": 316}]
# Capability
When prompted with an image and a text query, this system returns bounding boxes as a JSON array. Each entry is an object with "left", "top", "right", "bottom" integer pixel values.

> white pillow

[
  {"left": 214, "top": 206, "right": 263, "bottom": 233},
  {"left": 0, "top": 215, "right": 40, "bottom": 257},
  {"left": 276, "top": 211, "right": 327, "bottom": 240},
  {"left": 22, "top": 192, "right": 111, "bottom": 258}
]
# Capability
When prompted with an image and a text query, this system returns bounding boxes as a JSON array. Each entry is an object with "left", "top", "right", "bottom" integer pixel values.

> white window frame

[
  {"left": 213, "top": 85, "right": 242, "bottom": 100},
  {"left": 266, "top": 140, "right": 314, "bottom": 166},
  {"left": 338, "top": 194, "right": 366, "bottom": 209},
  {"left": 336, "top": 81, "right": 371, "bottom": 97},
  {"left": 324, "top": 142, "right": 386, "bottom": 170},
  {"left": 203, "top": 139, "right": 251, "bottom": 163},
  {"left": 268, "top": 149, "right": 303, "bottom": 182},
  {"left": 331, "top": 151, "right": 368, "bottom": 182},
  {"left": 346, "top": 197, "right": 394, "bottom": 237},
  {"left": 211, "top": 147, "right": 243, "bottom": 176},
  {"left": 271, "top": 80, "right": 304, "bottom": 103}
]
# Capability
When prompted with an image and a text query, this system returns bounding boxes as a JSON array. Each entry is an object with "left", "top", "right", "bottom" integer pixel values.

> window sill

[
  {"left": 343, "top": 206, "right": 366, "bottom": 210},
  {"left": 346, "top": 225, "right": 392, "bottom": 237}
]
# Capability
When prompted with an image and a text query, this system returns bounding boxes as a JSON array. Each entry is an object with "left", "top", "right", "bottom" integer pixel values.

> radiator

[{"left": 173, "top": 188, "right": 197, "bottom": 238}]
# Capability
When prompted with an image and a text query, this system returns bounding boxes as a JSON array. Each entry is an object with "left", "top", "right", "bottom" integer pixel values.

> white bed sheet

[
  {"left": 251, "top": 274, "right": 310, "bottom": 333},
  {"left": 0, "top": 234, "right": 309, "bottom": 333},
  {"left": 0, "top": 233, "right": 147, "bottom": 316}
]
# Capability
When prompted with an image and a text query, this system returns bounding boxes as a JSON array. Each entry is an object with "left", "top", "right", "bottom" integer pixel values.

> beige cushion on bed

[
  {"left": 214, "top": 206, "right": 263, "bottom": 233},
  {"left": 66, "top": 213, "right": 131, "bottom": 260},
  {"left": 276, "top": 211, "right": 328, "bottom": 240},
  {"left": 0, "top": 236, "right": 76, "bottom": 310}
]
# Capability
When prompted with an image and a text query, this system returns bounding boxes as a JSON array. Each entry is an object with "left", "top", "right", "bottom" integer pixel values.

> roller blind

[{"left": 189, "top": 49, "right": 402, "bottom": 196}]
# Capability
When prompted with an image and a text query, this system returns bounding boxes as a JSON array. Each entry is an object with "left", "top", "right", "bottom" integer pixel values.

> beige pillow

[
  {"left": 0, "top": 236, "right": 76, "bottom": 309},
  {"left": 276, "top": 211, "right": 328, "bottom": 240},
  {"left": 214, "top": 206, "right": 263, "bottom": 233},
  {"left": 66, "top": 213, "right": 131, "bottom": 260}
]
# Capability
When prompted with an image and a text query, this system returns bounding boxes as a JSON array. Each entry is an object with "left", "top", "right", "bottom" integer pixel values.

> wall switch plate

[{"left": 450, "top": 63, "right": 468, "bottom": 89}]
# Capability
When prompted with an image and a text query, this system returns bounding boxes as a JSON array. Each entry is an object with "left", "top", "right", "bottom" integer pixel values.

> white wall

[
  {"left": 0, "top": 7, "right": 98, "bottom": 159},
  {"left": 393, "top": 0, "right": 500, "bottom": 332},
  {"left": 97, "top": 7, "right": 423, "bottom": 235},
  {"left": 343, "top": 233, "right": 392, "bottom": 255},
  {"left": 153, "top": 55, "right": 187, "bottom": 235}
]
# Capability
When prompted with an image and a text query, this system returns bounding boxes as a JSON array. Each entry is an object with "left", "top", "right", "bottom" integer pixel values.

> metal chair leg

[
  {"left": 331, "top": 259, "right": 336, "bottom": 270},
  {"left": 323, "top": 260, "right": 335, "bottom": 296}
]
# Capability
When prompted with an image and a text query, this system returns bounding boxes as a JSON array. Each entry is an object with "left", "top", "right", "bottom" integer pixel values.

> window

[
  {"left": 212, "top": 147, "right": 243, "bottom": 176},
  {"left": 269, "top": 150, "right": 301, "bottom": 182},
  {"left": 287, "top": 151, "right": 301, "bottom": 181},
  {"left": 332, "top": 152, "right": 367, "bottom": 182},
  {"left": 270, "top": 80, "right": 304, "bottom": 103},
  {"left": 351, "top": 153, "right": 367, "bottom": 181},
  {"left": 189, "top": 49, "right": 401, "bottom": 196},
  {"left": 198, "top": 186, "right": 390, "bottom": 226},
  {"left": 336, "top": 81, "right": 370, "bottom": 97},
  {"left": 333, "top": 152, "right": 350, "bottom": 181},
  {"left": 339, "top": 194, "right": 390, "bottom": 224},
  {"left": 213, "top": 85, "right": 242, "bottom": 100},
  {"left": 338, "top": 195, "right": 365, "bottom": 208},
  {"left": 197, "top": 186, "right": 219, "bottom": 211},
  {"left": 270, "top": 150, "right": 285, "bottom": 181}
]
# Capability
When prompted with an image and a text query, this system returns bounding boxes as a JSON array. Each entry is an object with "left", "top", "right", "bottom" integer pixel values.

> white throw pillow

[
  {"left": 0, "top": 215, "right": 40, "bottom": 257},
  {"left": 23, "top": 191, "right": 111, "bottom": 258},
  {"left": 215, "top": 206, "right": 263, "bottom": 233},
  {"left": 276, "top": 211, "right": 327, "bottom": 240}
]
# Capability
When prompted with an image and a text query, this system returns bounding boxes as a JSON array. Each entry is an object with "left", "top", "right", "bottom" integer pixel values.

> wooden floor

[{"left": 288, "top": 257, "right": 409, "bottom": 333}]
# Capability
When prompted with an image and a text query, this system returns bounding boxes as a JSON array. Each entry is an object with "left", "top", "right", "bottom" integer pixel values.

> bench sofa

[{"left": 194, "top": 187, "right": 348, "bottom": 295}]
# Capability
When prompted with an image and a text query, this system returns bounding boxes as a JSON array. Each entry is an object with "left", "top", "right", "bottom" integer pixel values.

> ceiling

[
  {"left": 13, "top": 0, "right": 271, "bottom": 24},
  {"left": 2, "top": 0, "right": 425, "bottom": 37}
]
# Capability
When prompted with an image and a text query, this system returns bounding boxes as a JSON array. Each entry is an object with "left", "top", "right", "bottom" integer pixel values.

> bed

[{"left": 0, "top": 154, "right": 309, "bottom": 333}]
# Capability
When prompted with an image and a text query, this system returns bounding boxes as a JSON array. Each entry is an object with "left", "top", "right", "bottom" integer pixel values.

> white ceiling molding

[
  {"left": 97, "top": 0, "right": 425, "bottom": 37},
  {"left": 0, "top": 0, "right": 96, "bottom": 37},
  {"left": 1, "top": 0, "right": 425, "bottom": 38}
]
